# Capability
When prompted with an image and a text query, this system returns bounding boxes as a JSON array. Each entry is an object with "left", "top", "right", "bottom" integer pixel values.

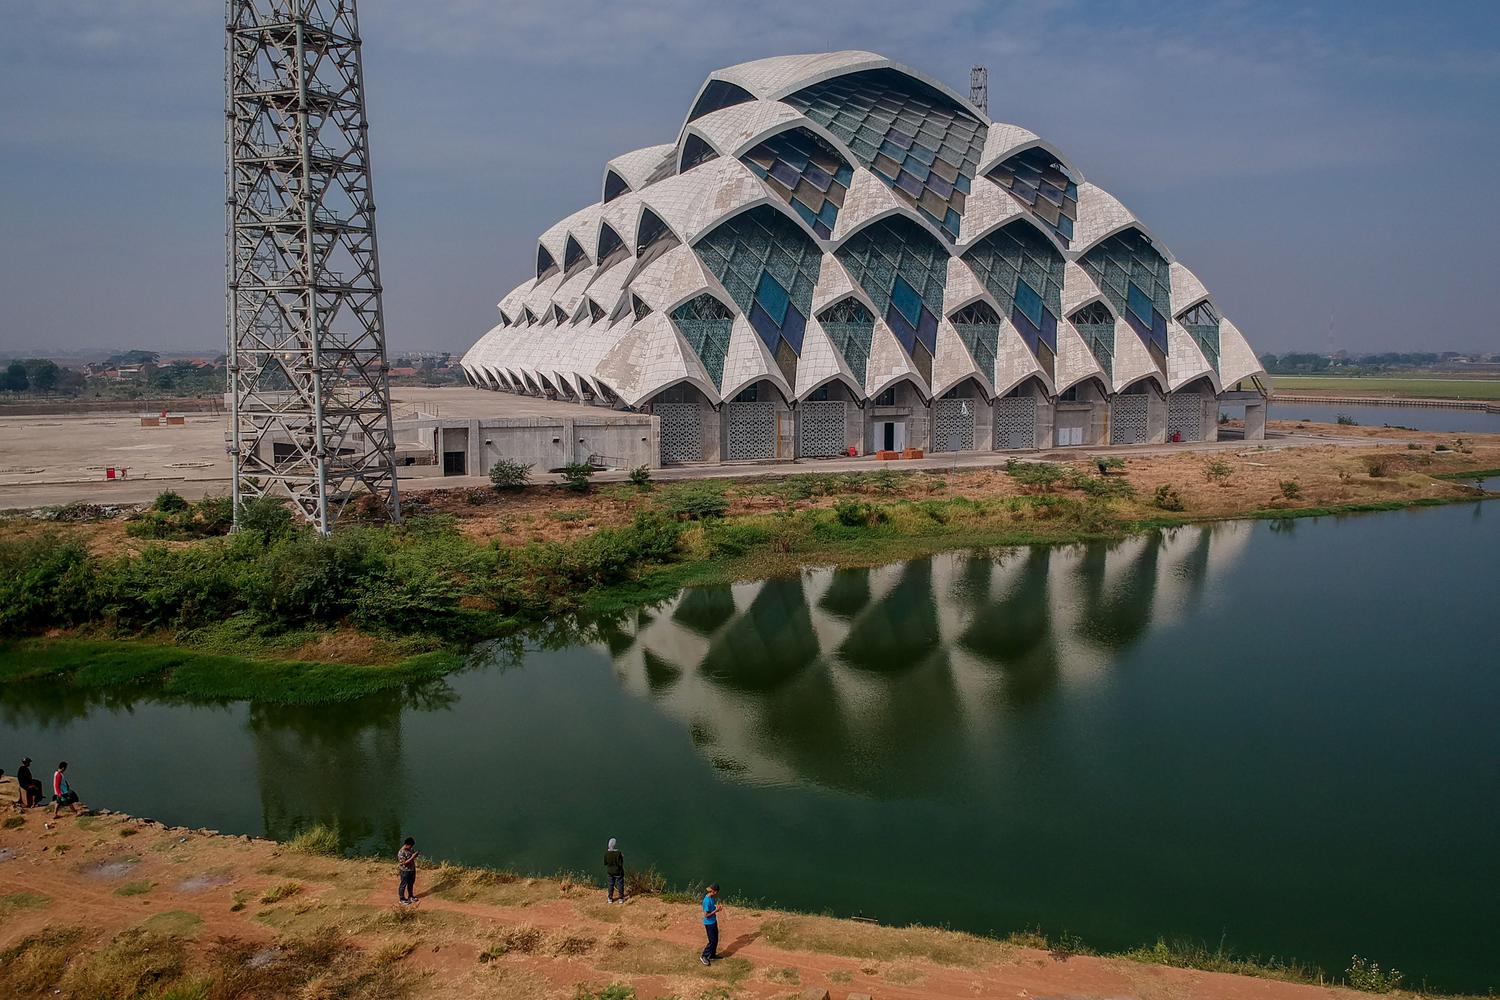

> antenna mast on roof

[
  {"left": 225, "top": 0, "right": 401, "bottom": 535},
  {"left": 969, "top": 65, "right": 988, "bottom": 116}
]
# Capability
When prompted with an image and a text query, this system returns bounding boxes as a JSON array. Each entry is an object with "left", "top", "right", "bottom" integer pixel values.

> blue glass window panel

[
  {"left": 944, "top": 208, "right": 961, "bottom": 233},
  {"left": 792, "top": 200, "right": 818, "bottom": 228},
  {"left": 955, "top": 174, "right": 970, "bottom": 194},
  {"left": 1127, "top": 282, "right": 1154, "bottom": 327},
  {"left": 803, "top": 163, "right": 833, "bottom": 191},
  {"left": 1011, "top": 306, "right": 1040, "bottom": 352},
  {"left": 1151, "top": 310, "right": 1169, "bottom": 353},
  {"left": 1014, "top": 280, "right": 1046, "bottom": 329},
  {"left": 834, "top": 165, "right": 854, "bottom": 186},
  {"left": 884, "top": 302, "right": 918, "bottom": 355},
  {"left": 907, "top": 143, "right": 938, "bottom": 167},
  {"left": 916, "top": 306, "right": 938, "bottom": 353},
  {"left": 890, "top": 275, "right": 924, "bottom": 329},
  {"left": 781, "top": 304, "right": 807, "bottom": 353},
  {"left": 816, "top": 199, "right": 839, "bottom": 228},
  {"left": 755, "top": 271, "right": 791, "bottom": 327},
  {"left": 748, "top": 301, "right": 782, "bottom": 354},
  {"left": 1057, "top": 215, "right": 1074, "bottom": 240},
  {"left": 926, "top": 173, "right": 953, "bottom": 199},
  {"left": 769, "top": 160, "right": 801, "bottom": 188},
  {"left": 1039, "top": 308, "right": 1058, "bottom": 352},
  {"left": 894, "top": 170, "right": 924, "bottom": 198}
]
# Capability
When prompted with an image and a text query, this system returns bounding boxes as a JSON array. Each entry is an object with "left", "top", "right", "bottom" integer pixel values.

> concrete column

[
  {"left": 1203, "top": 396, "right": 1220, "bottom": 442},
  {"left": 1035, "top": 396, "right": 1055, "bottom": 448},
  {"left": 1146, "top": 387, "right": 1168, "bottom": 443},
  {"left": 1244, "top": 400, "right": 1267, "bottom": 440},
  {"left": 973, "top": 397, "right": 994, "bottom": 451},
  {"left": 703, "top": 406, "right": 722, "bottom": 463},
  {"left": 467, "top": 419, "right": 482, "bottom": 475},
  {"left": 562, "top": 418, "right": 577, "bottom": 464}
]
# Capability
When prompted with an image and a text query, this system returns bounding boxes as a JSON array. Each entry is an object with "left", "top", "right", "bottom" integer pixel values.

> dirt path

[{"left": 0, "top": 809, "right": 1422, "bottom": 1000}]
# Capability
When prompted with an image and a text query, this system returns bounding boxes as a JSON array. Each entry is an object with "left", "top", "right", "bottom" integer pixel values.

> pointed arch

[
  {"left": 635, "top": 207, "right": 680, "bottom": 269},
  {"left": 563, "top": 235, "right": 589, "bottom": 276},
  {"left": 603, "top": 169, "right": 630, "bottom": 204},
  {"left": 669, "top": 293, "right": 736, "bottom": 390},
  {"left": 1078, "top": 226, "right": 1171, "bottom": 369},
  {"left": 536, "top": 245, "right": 558, "bottom": 281},
  {"left": 836, "top": 215, "right": 947, "bottom": 385},
  {"left": 739, "top": 126, "right": 853, "bottom": 240},
  {"left": 816, "top": 296, "right": 875, "bottom": 385},
  {"left": 687, "top": 79, "right": 754, "bottom": 123},
  {"left": 984, "top": 145, "right": 1079, "bottom": 247},
  {"left": 679, "top": 133, "right": 719, "bottom": 172},
  {"left": 948, "top": 299, "right": 1001, "bottom": 381}
]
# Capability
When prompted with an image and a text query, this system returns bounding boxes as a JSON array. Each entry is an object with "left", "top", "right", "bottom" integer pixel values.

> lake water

[
  {"left": 1234, "top": 400, "right": 1500, "bottom": 435},
  {"left": 3, "top": 503, "right": 1498, "bottom": 991}
]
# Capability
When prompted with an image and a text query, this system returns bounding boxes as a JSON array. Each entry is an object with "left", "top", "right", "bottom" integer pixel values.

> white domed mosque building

[{"left": 460, "top": 52, "right": 1269, "bottom": 465}]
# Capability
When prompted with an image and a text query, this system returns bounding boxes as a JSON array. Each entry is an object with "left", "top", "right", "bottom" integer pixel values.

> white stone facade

[{"left": 461, "top": 51, "right": 1267, "bottom": 461}]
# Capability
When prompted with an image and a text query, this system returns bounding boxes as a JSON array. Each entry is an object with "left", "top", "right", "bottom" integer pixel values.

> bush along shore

[
  {"left": 0, "top": 809, "right": 1487, "bottom": 1000},
  {"left": 3, "top": 441, "right": 1498, "bottom": 705}
]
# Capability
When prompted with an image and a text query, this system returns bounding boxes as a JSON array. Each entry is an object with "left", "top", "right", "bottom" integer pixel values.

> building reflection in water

[
  {"left": 596, "top": 523, "right": 1250, "bottom": 794},
  {"left": 247, "top": 679, "right": 457, "bottom": 851}
]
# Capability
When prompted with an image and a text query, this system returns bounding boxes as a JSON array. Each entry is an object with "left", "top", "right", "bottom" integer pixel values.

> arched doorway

[
  {"left": 995, "top": 376, "right": 1046, "bottom": 450},
  {"left": 642, "top": 382, "right": 717, "bottom": 465}
]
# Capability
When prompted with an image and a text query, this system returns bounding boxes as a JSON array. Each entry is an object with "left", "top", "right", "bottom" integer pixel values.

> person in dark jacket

[
  {"left": 16, "top": 758, "right": 43, "bottom": 808},
  {"left": 604, "top": 837, "right": 626, "bottom": 903}
]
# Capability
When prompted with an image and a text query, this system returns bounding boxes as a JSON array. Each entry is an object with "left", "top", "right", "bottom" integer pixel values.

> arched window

[
  {"left": 631, "top": 294, "right": 652, "bottom": 321},
  {"left": 1178, "top": 300, "right": 1220, "bottom": 371},
  {"left": 836, "top": 215, "right": 947, "bottom": 383},
  {"left": 536, "top": 245, "right": 558, "bottom": 281},
  {"left": 986, "top": 147, "right": 1078, "bottom": 247},
  {"left": 595, "top": 222, "right": 629, "bottom": 273},
  {"left": 693, "top": 205, "right": 821, "bottom": 387},
  {"left": 1070, "top": 302, "right": 1115, "bottom": 377},
  {"left": 603, "top": 169, "right": 630, "bottom": 203},
  {"left": 687, "top": 79, "right": 754, "bottom": 123},
  {"left": 783, "top": 68, "right": 985, "bottom": 242},
  {"left": 817, "top": 297, "right": 874, "bottom": 384},
  {"left": 671, "top": 294, "right": 735, "bottom": 388},
  {"left": 740, "top": 128, "right": 852, "bottom": 239},
  {"left": 634, "top": 208, "right": 679, "bottom": 271},
  {"left": 679, "top": 134, "right": 719, "bottom": 172},
  {"left": 563, "top": 235, "right": 589, "bottom": 277},
  {"left": 1078, "top": 228, "right": 1170, "bottom": 369},
  {"left": 962, "top": 219, "right": 1064, "bottom": 381},
  {"left": 948, "top": 300, "right": 1000, "bottom": 379}
]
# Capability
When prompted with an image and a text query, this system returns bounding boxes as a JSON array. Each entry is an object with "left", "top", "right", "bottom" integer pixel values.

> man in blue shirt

[{"left": 699, "top": 882, "right": 721, "bottom": 965}]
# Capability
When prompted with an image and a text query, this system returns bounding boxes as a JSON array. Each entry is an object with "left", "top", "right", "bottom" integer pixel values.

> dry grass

[
  {"left": 260, "top": 880, "right": 303, "bottom": 904},
  {"left": 758, "top": 915, "right": 1011, "bottom": 969}
]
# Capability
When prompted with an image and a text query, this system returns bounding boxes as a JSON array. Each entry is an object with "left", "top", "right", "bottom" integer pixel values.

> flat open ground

[
  {"left": 1271, "top": 376, "right": 1500, "bottom": 400},
  {"left": 1, "top": 386, "right": 1475, "bottom": 510},
  {"left": 0, "top": 809, "right": 1451, "bottom": 1000}
]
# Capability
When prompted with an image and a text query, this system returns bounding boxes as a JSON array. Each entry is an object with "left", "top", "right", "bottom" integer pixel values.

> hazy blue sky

[{"left": 1, "top": 1, "right": 1496, "bottom": 356}]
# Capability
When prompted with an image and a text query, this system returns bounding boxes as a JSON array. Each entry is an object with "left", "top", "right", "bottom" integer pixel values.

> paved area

[{"left": 0, "top": 385, "right": 1403, "bottom": 511}]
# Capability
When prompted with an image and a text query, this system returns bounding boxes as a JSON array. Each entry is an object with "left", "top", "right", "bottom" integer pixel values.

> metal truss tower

[
  {"left": 969, "top": 65, "right": 988, "bottom": 116},
  {"left": 225, "top": 0, "right": 400, "bottom": 533}
]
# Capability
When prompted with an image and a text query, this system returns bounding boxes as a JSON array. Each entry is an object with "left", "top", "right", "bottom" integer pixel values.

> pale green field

[{"left": 1272, "top": 376, "right": 1500, "bottom": 401}]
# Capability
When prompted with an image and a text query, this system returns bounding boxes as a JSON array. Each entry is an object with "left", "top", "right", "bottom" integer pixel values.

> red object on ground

[
  {"left": 876, "top": 450, "right": 899, "bottom": 461},
  {"left": 846, "top": 445, "right": 857, "bottom": 457},
  {"left": 105, "top": 467, "right": 116, "bottom": 480},
  {"left": 902, "top": 447, "right": 924, "bottom": 459}
]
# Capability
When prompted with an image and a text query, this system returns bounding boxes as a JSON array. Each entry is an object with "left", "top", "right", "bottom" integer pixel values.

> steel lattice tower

[
  {"left": 969, "top": 65, "right": 988, "bottom": 116},
  {"left": 226, "top": 0, "right": 400, "bottom": 533}
]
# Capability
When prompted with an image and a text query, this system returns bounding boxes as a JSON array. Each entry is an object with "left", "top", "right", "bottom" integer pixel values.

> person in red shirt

[{"left": 52, "top": 761, "right": 81, "bottom": 817}]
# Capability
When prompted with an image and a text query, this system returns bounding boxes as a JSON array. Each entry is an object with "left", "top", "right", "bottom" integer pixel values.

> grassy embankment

[
  {"left": 0, "top": 812, "right": 1484, "bottom": 1000},
  {"left": 1271, "top": 375, "right": 1500, "bottom": 400},
  {"left": 3, "top": 444, "right": 1497, "bottom": 705}
]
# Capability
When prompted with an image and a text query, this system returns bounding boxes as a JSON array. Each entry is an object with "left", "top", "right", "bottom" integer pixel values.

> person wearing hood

[
  {"left": 16, "top": 758, "right": 43, "bottom": 808},
  {"left": 604, "top": 837, "right": 626, "bottom": 904}
]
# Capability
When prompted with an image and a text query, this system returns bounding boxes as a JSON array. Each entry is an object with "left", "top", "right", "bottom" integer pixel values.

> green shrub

[
  {"left": 489, "top": 457, "right": 532, "bottom": 491},
  {"left": 1365, "top": 457, "right": 1389, "bottom": 478},
  {"left": 236, "top": 495, "right": 294, "bottom": 539},
  {"left": 1336, "top": 414, "right": 1357, "bottom": 426},
  {"left": 1278, "top": 479, "right": 1302, "bottom": 500},
  {"left": 628, "top": 465, "right": 651, "bottom": 487},
  {"left": 561, "top": 463, "right": 595, "bottom": 493},
  {"left": 657, "top": 481, "right": 728, "bottom": 520},
  {"left": 285, "top": 823, "right": 341, "bottom": 856},
  {"left": 1203, "top": 458, "right": 1233, "bottom": 484},
  {"left": 832, "top": 500, "right": 883, "bottom": 527},
  {"left": 152, "top": 491, "right": 189, "bottom": 513},
  {"left": 1345, "top": 955, "right": 1402, "bottom": 993},
  {"left": 1005, "top": 460, "right": 1066, "bottom": 491},
  {"left": 869, "top": 468, "right": 905, "bottom": 494},
  {"left": 1152, "top": 484, "right": 1185, "bottom": 512},
  {"left": 0, "top": 535, "right": 95, "bottom": 635}
]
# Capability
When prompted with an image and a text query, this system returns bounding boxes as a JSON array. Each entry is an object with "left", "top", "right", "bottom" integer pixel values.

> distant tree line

[{"left": 1261, "top": 351, "right": 1498, "bottom": 374}]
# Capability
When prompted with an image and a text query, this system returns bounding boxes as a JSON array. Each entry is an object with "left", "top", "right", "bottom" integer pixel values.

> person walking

[
  {"left": 17, "top": 758, "right": 43, "bottom": 808},
  {"left": 699, "top": 883, "right": 722, "bottom": 965},
  {"left": 52, "top": 761, "right": 81, "bottom": 817},
  {"left": 397, "top": 836, "right": 419, "bottom": 905},
  {"left": 604, "top": 837, "right": 626, "bottom": 904}
]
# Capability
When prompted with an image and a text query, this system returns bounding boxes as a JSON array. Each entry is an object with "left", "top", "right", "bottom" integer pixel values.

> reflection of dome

[
  {"left": 462, "top": 52, "right": 1266, "bottom": 462},
  {"left": 602, "top": 522, "right": 1251, "bottom": 794}
]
